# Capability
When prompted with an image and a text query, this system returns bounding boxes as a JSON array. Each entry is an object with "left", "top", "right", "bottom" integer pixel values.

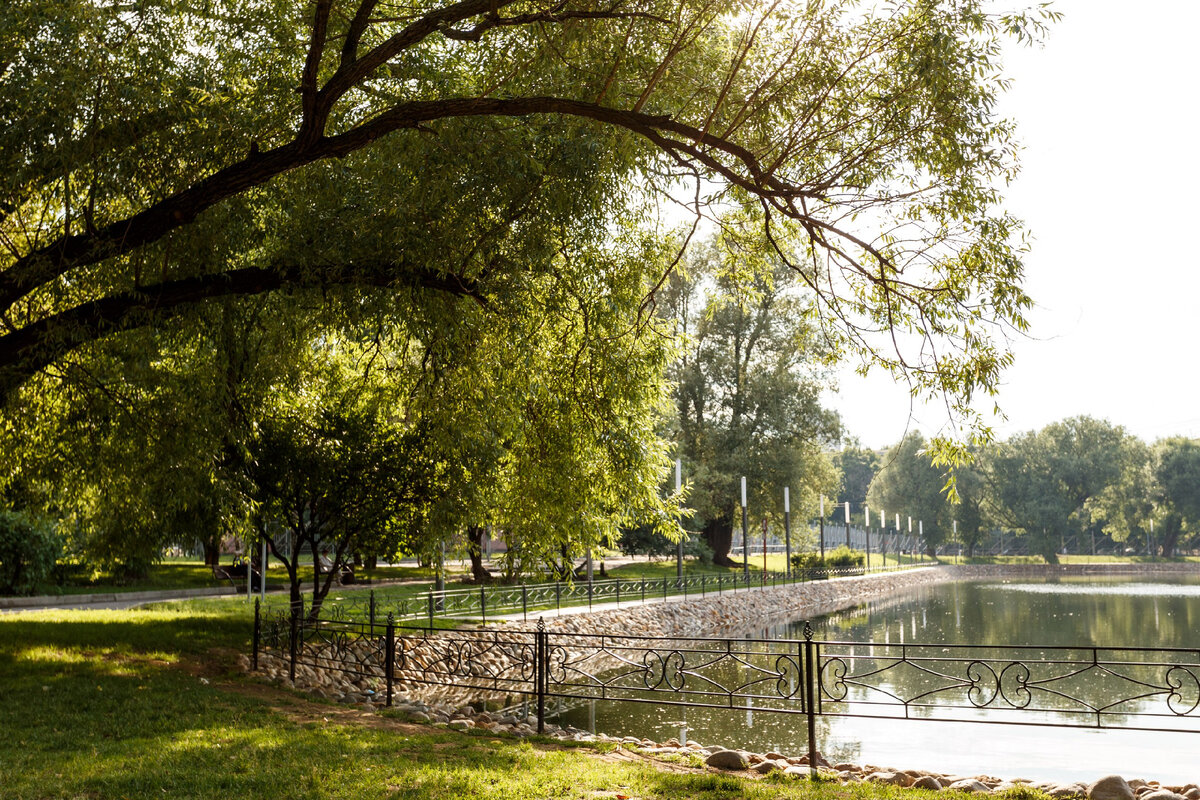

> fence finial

[
  {"left": 804, "top": 620, "right": 814, "bottom": 640},
  {"left": 537, "top": 616, "right": 546, "bottom": 632}
]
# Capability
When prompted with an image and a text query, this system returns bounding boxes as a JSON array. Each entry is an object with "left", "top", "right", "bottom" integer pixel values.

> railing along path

[{"left": 252, "top": 600, "right": 1200, "bottom": 777}]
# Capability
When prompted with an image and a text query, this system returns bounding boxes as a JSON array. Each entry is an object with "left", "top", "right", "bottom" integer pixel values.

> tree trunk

[
  {"left": 202, "top": 538, "right": 221, "bottom": 567},
  {"left": 467, "top": 525, "right": 492, "bottom": 582},
  {"left": 704, "top": 511, "right": 737, "bottom": 567}
]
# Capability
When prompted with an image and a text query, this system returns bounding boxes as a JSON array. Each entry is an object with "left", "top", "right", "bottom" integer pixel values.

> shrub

[
  {"left": 790, "top": 551, "right": 826, "bottom": 573},
  {"left": 789, "top": 546, "right": 865, "bottom": 576},
  {"left": 0, "top": 511, "right": 63, "bottom": 595},
  {"left": 824, "top": 545, "right": 865, "bottom": 568}
]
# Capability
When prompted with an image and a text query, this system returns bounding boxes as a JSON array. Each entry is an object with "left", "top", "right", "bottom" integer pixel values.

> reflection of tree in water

[
  {"left": 779, "top": 577, "right": 1200, "bottom": 651},
  {"left": 792, "top": 577, "right": 1200, "bottom": 726},
  {"left": 558, "top": 577, "right": 1200, "bottom": 748}
]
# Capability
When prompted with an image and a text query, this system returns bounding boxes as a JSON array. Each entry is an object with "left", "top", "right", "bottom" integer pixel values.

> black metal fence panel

[{"left": 251, "top": 603, "right": 1200, "bottom": 774}]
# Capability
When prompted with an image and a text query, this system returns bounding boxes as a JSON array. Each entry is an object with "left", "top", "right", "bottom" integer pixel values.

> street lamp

[
  {"left": 783, "top": 487, "right": 792, "bottom": 578},
  {"left": 865, "top": 506, "right": 871, "bottom": 569},
  {"left": 844, "top": 501, "right": 851, "bottom": 548},
  {"left": 819, "top": 495, "right": 826, "bottom": 561},
  {"left": 741, "top": 476, "right": 749, "bottom": 581},
  {"left": 675, "top": 458, "right": 682, "bottom": 580}
]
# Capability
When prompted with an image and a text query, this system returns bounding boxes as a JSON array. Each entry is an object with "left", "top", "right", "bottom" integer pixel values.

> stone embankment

[
  {"left": 251, "top": 567, "right": 954, "bottom": 707},
  {"left": 538, "top": 564, "right": 951, "bottom": 638}
]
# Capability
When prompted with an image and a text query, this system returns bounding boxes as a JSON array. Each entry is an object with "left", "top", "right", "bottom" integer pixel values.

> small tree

[{"left": 244, "top": 401, "right": 441, "bottom": 619}]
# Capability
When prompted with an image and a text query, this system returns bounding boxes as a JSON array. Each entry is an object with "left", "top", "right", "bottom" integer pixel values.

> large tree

[
  {"left": 666, "top": 234, "right": 840, "bottom": 566},
  {"left": 986, "top": 417, "right": 1131, "bottom": 562},
  {"left": 0, "top": 0, "right": 1051, "bottom": 437},
  {"left": 867, "top": 432, "right": 951, "bottom": 553},
  {"left": 1153, "top": 438, "right": 1200, "bottom": 557},
  {"left": 833, "top": 443, "right": 880, "bottom": 508}
]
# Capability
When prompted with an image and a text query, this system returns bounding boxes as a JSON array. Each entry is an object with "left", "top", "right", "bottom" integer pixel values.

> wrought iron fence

[
  {"left": 261, "top": 561, "right": 925, "bottom": 628},
  {"left": 252, "top": 602, "right": 1200, "bottom": 775}
]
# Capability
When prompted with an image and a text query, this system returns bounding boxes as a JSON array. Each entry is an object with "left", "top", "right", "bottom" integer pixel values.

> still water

[{"left": 554, "top": 576, "right": 1200, "bottom": 783}]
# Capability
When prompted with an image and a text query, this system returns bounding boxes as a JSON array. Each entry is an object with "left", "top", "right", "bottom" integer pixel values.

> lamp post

[
  {"left": 675, "top": 459, "right": 683, "bottom": 581},
  {"left": 918, "top": 519, "right": 924, "bottom": 563},
  {"left": 762, "top": 516, "right": 768, "bottom": 577},
  {"left": 907, "top": 516, "right": 912, "bottom": 563},
  {"left": 260, "top": 536, "right": 267, "bottom": 602},
  {"left": 865, "top": 506, "right": 871, "bottom": 569},
  {"left": 784, "top": 487, "right": 792, "bottom": 578},
  {"left": 741, "top": 476, "right": 749, "bottom": 581},
  {"left": 844, "top": 501, "right": 851, "bottom": 549},
  {"left": 895, "top": 513, "right": 900, "bottom": 564},
  {"left": 819, "top": 495, "right": 826, "bottom": 562}
]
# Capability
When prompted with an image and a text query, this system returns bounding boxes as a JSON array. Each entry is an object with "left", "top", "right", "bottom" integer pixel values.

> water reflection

[{"left": 555, "top": 575, "right": 1200, "bottom": 782}]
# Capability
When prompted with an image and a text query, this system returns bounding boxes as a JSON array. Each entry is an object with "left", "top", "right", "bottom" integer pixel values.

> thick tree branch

[
  {"left": 0, "top": 95, "right": 821, "bottom": 319},
  {"left": 0, "top": 262, "right": 481, "bottom": 399}
]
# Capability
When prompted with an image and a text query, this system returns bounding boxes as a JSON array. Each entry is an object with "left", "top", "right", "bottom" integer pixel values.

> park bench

[{"left": 212, "top": 561, "right": 264, "bottom": 592}]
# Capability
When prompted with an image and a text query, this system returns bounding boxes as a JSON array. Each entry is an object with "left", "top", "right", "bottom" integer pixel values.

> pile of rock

[{"left": 575, "top": 733, "right": 1200, "bottom": 799}]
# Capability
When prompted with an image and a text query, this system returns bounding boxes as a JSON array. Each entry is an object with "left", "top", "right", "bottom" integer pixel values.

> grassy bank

[
  {"left": 1, "top": 603, "right": 1018, "bottom": 800},
  {"left": 30, "top": 558, "right": 448, "bottom": 598}
]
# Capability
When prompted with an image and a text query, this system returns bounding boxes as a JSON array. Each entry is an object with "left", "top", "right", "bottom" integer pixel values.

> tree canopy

[
  {"left": 664, "top": 232, "right": 840, "bottom": 565},
  {"left": 1, "top": 0, "right": 1053, "bottom": 437}
]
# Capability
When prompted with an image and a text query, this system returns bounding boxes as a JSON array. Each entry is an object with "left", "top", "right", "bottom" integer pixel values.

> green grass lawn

[
  {"left": 24, "top": 558, "right": 457, "bottom": 599},
  {"left": 1, "top": 603, "right": 1022, "bottom": 800}
]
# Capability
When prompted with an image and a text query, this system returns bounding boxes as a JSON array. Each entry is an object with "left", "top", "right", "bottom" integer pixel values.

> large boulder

[
  {"left": 705, "top": 749, "right": 749, "bottom": 771},
  {"left": 1142, "top": 792, "right": 1188, "bottom": 800},
  {"left": 947, "top": 779, "right": 991, "bottom": 793},
  {"left": 913, "top": 776, "right": 944, "bottom": 791},
  {"left": 1090, "top": 776, "right": 1136, "bottom": 800},
  {"left": 868, "top": 772, "right": 915, "bottom": 787}
]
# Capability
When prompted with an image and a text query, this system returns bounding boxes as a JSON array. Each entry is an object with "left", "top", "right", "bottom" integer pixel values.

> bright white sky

[{"left": 826, "top": 0, "right": 1200, "bottom": 449}]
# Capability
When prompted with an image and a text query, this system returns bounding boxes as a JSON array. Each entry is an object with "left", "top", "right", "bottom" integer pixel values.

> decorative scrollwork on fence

[
  {"left": 998, "top": 661, "right": 1033, "bottom": 709},
  {"left": 539, "top": 634, "right": 812, "bottom": 713},
  {"left": 256, "top": 609, "right": 1200, "bottom": 739},
  {"left": 820, "top": 656, "right": 850, "bottom": 701},
  {"left": 814, "top": 642, "right": 1200, "bottom": 731},
  {"left": 1165, "top": 666, "right": 1200, "bottom": 715},
  {"left": 965, "top": 660, "right": 999, "bottom": 708}
]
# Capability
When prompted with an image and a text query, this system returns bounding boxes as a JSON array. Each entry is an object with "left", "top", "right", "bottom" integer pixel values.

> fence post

[
  {"left": 555, "top": 581, "right": 561, "bottom": 612},
  {"left": 587, "top": 578, "right": 593, "bottom": 610},
  {"left": 427, "top": 593, "right": 435, "bottom": 631},
  {"left": 536, "top": 618, "right": 547, "bottom": 734},
  {"left": 616, "top": 580, "right": 621, "bottom": 607},
  {"left": 369, "top": 590, "right": 376, "bottom": 635},
  {"left": 701, "top": 575, "right": 706, "bottom": 597},
  {"left": 385, "top": 613, "right": 396, "bottom": 707},
  {"left": 288, "top": 604, "right": 299, "bottom": 684},
  {"left": 803, "top": 620, "right": 818, "bottom": 779},
  {"left": 641, "top": 575, "right": 646, "bottom": 604},
  {"left": 252, "top": 597, "right": 261, "bottom": 671},
  {"left": 662, "top": 577, "right": 667, "bottom": 601},
  {"left": 522, "top": 582, "right": 528, "bottom": 622},
  {"left": 480, "top": 585, "right": 487, "bottom": 625}
]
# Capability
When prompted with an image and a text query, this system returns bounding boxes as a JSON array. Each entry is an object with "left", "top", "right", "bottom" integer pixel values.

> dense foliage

[
  {"left": 0, "top": 0, "right": 1058, "bottom": 580},
  {"left": 861, "top": 418, "right": 1200, "bottom": 562},
  {"left": 0, "top": 510, "right": 60, "bottom": 594},
  {"left": 662, "top": 233, "right": 841, "bottom": 565}
]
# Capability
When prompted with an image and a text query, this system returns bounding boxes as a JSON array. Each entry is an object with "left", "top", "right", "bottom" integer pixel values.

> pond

[{"left": 551, "top": 575, "right": 1200, "bottom": 783}]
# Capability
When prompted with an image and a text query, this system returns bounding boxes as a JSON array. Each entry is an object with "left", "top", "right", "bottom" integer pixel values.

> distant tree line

[{"left": 857, "top": 419, "right": 1200, "bottom": 562}]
